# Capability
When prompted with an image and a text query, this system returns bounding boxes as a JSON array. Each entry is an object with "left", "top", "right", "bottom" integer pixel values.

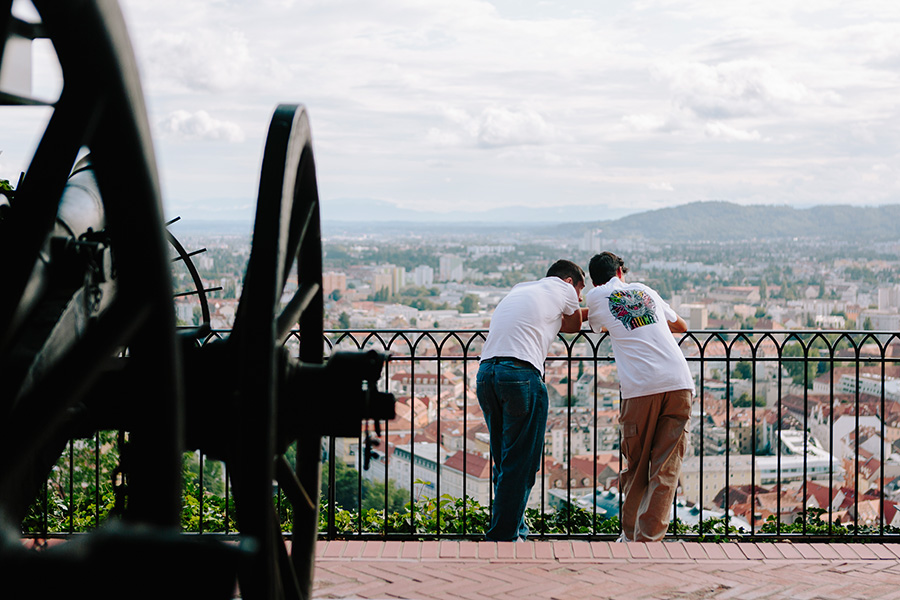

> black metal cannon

[{"left": 0, "top": 2, "right": 394, "bottom": 598}]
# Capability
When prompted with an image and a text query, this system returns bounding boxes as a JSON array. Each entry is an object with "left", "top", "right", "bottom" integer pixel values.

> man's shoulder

[
  {"left": 513, "top": 276, "right": 562, "bottom": 289},
  {"left": 616, "top": 281, "right": 660, "bottom": 297},
  {"left": 584, "top": 284, "right": 607, "bottom": 304},
  {"left": 537, "top": 276, "right": 578, "bottom": 296}
]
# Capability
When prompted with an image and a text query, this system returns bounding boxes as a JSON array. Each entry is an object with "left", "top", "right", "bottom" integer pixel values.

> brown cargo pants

[{"left": 618, "top": 389, "right": 693, "bottom": 542}]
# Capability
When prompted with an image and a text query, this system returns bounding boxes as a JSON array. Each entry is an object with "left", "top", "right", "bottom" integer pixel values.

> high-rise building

[
  {"left": 411, "top": 264, "right": 434, "bottom": 287},
  {"left": 323, "top": 271, "right": 347, "bottom": 298},
  {"left": 439, "top": 254, "right": 464, "bottom": 282},
  {"left": 878, "top": 284, "right": 900, "bottom": 311}
]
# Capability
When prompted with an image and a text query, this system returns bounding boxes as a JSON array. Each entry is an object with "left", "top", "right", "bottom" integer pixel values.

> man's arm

[
  {"left": 668, "top": 314, "right": 688, "bottom": 334},
  {"left": 560, "top": 309, "right": 584, "bottom": 333}
]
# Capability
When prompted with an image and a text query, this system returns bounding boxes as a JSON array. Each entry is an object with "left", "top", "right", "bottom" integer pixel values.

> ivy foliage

[
  {"left": 759, "top": 507, "right": 900, "bottom": 540},
  {"left": 22, "top": 444, "right": 900, "bottom": 543}
]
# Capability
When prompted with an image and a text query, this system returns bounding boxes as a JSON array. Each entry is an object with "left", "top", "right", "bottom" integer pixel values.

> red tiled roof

[{"left": 443, "top": 451, "right": 491, "bottom": 479}]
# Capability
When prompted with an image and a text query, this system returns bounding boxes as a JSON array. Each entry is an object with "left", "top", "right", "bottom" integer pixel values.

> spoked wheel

[
  {"left": 226, "top": 103, "right": 323, "bottom": 600},
  {"left": 0, "top": 0, "right": 182, "bottom": 527},
  {"left": 167, "top": 217, "right": 220, "bottom": 330},
  {"left": 0, "top": 2, "right": 238, "bottom": 597}
]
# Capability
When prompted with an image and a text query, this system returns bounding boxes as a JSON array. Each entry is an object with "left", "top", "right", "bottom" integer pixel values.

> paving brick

[
  {"left": 721, "top": 543, "right": 746, "bottom": 560},
  {"left": 361, "top": 541, "right": 383, "bottom": 558},
  {"left": 514, "top": 541, "right": 535, "bottom": 560},
  {"left": 342, "top": 540, "right": 364, "bottom": 558},
  {"left": 534, "top": 541, "right": 554, "bottom": 560},
  {"left": 421, "top": 540, "right": 440, "bottom": 559},
  {"left": 701, "top": 543, "right": 728, "bottom": 559},
  {"left": 322, "top": 540, "right": 345, "bottom": 558},
  {"left": 552, "top": 541, "right": 573, "bottom": 559},
  {"left": 609, "top": 541, "right": 631, "bottom": 559},
  {"left": 458, "top": 541, "right": 479, "bottom": 559},
  {"left": 869, "top": 544, "right": 899, "bottom": 560},
  {"left": 439, "top": 540, "right": 458, "bottom": 559},
  {"left": 663, "top": 541, "right": 690, "bottom": 559},
  {"left": 626, "top": 541, "right": 650, "bottom": 559},
  {"left": 810, "top": 542, "right": 842, "bottom": 559},
  {"left": 496, "top": 541, "right": 515, "bottom": 559},
  {"left": 645, "top": 542, "right": 669, "bottom": 559},
  {"left": 590, "top": 541, "right": 612, "bottom": 559},
  {"left": 401, "top": 541, "right": 421, "bottom": 559},
  {"left": 758, "top": 543, "right": 784, "bottom": 559},
  {"left": 793, "top": 543, "right": 822, "bottom": 559},
  {"left": 382, "top": 540, "right": 403, "bottom": 559},
  {"left": 684, "top": 543, "right": 708, "bottom": 559},
  {"left": 737, "top": 544, "right": 765, "bottom": 559},
  {"left": 773, "top": 543, "right": 804, "bottom": 559},
  {"left": 477, "top": 541, "right": 497, "bottom": 560},
  {"left": 850, "top": 544, "right": 881, "bottom": 560},
  {"left": 830, "top": 543, "right": 862, "bottom": 560},
  {"left": 571, "top": 541, "right": 593, "bottom": 559}
]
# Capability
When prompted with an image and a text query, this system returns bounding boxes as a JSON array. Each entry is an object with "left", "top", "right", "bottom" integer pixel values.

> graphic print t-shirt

[
  {"left": 586, "top": 278, "right": 694, "bottom": 399},
  {"left": 608, "top": 288, "right": 659, "bottom": 331}
]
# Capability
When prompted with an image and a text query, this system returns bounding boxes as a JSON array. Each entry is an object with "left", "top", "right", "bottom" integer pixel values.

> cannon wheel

[
  {"left": 0, "top": 3, "right": 238, "bottom": 598},
  {"left": 167, "top": 218, "right": 219, "bottom": 329},
  {"left": 226, "top": 103, "right": 324, "bottom": 600},
  {"left": 0, "top": 0, "right": 183, "bottom": 527}
]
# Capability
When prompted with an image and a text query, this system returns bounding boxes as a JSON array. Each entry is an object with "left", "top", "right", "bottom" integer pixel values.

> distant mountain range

[
  {"left": 173, "top": 200, "right": 900, "bottom": 243},
  {"left": 561, "top": 201, "right": 900, "bottom": 243},
  {"left": 318, "top": 197, "right": 636, "bottom": 224}
]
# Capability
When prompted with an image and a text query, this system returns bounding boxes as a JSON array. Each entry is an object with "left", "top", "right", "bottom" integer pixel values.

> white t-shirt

[
  {"left": 481, "top": 277, "right": 580, "bottom": 375},
  {"left": 585, "top": 277, "right": 694, "bottom": 399}
]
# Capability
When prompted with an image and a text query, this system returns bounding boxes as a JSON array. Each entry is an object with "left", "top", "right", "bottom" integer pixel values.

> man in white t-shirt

[
  {"left": 477, "top": 259, "right": 585, "bottom": 541},
  {"left": 585, "top": 251, "right": 694, "bottom": 542}
]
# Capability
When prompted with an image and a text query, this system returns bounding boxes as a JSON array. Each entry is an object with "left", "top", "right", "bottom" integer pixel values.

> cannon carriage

[{"left": 0, "top": 2, "right": 393, "bottom": 598}]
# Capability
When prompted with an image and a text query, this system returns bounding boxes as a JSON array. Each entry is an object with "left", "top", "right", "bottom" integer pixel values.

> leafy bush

[
  {"left": 22, "top": 432, "right": 121, "bottom": 534},
  {"left": 759, "top": 507, "right": 900, "bottom": 540},
  {"left": 23, "top": 444, "right": 900, "bottom": 543},
  {"left": 319, "top": 493, "right": 490, "bottom": 535}
]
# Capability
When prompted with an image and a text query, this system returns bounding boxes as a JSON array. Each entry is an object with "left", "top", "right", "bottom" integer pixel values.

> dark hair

[
  {"left": 546, "top": 259, "right": 585, "bottom": 286},
  {"left": 589, "top": 252, "right": 628, "bottom": 285}
]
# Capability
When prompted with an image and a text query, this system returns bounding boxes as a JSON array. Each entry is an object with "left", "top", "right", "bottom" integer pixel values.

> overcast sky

[{"left": 4, "top": 0, "right": 900, "bottom": 222}]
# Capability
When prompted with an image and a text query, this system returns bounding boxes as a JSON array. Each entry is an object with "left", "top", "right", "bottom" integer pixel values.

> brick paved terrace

[{"left": 313, "top": 540, "right": 900, "bottom": 599}]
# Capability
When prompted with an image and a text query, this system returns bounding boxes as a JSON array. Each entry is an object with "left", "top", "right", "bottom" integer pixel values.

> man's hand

[{"left": 668, "top": 315, "right": 688, "bottom": 334}]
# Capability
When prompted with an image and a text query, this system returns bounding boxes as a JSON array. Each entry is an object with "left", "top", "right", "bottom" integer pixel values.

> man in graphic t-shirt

[{"left": 585, "top": 252, "right": 694, "bottom": 542}]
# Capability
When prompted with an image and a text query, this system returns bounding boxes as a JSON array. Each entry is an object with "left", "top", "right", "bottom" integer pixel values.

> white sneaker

[{"left": 615, "top": 533, "right": 630, "bottom": 543}]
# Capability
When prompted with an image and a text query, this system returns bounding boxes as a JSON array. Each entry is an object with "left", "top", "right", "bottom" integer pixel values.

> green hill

[{"left": 559, "top": 201, "right": 900, "bottom": 242}]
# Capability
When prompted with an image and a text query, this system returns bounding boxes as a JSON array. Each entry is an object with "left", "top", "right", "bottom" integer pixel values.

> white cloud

[
  {"left": 156, "top": 110, "right": 245, "bottom": 142},
  {"left": 426, "top": 127, "right": 463, "bottom": 147},
  {"left": 476, "top": 106, "right": 557, "bottom": 147},
  {"left": 657, "top": 60, "right": 836, "bottom": 119},
  {"left": 620, "top": 112, "right": 687, "bottom": 134},
  {"left": 494, "top": 147, "right": 575, "bottom": 167},
  {"left": 427, "top": 105, "right": 560, "bottom": 149},
  {"left": 648, "top": 182, "right": 675, "bottom": 192},
  {"left": 704, "top": 122, "right": 762, "bottom": 141},
  {"left": 142, "top": 29, "right": 254, "bottom": 93},
  {"left": 621, "top": 114, "right": 669, "bottom": 133}
]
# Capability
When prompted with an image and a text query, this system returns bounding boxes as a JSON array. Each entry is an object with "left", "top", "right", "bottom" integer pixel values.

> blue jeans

[{"left": 476, "top": 358, "right": 548, "bottom": 541}]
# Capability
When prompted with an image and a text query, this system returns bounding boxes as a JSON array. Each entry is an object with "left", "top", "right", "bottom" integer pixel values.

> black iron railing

[{"left": 26, "top": 328, "right": 900, "bottom": 541}]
